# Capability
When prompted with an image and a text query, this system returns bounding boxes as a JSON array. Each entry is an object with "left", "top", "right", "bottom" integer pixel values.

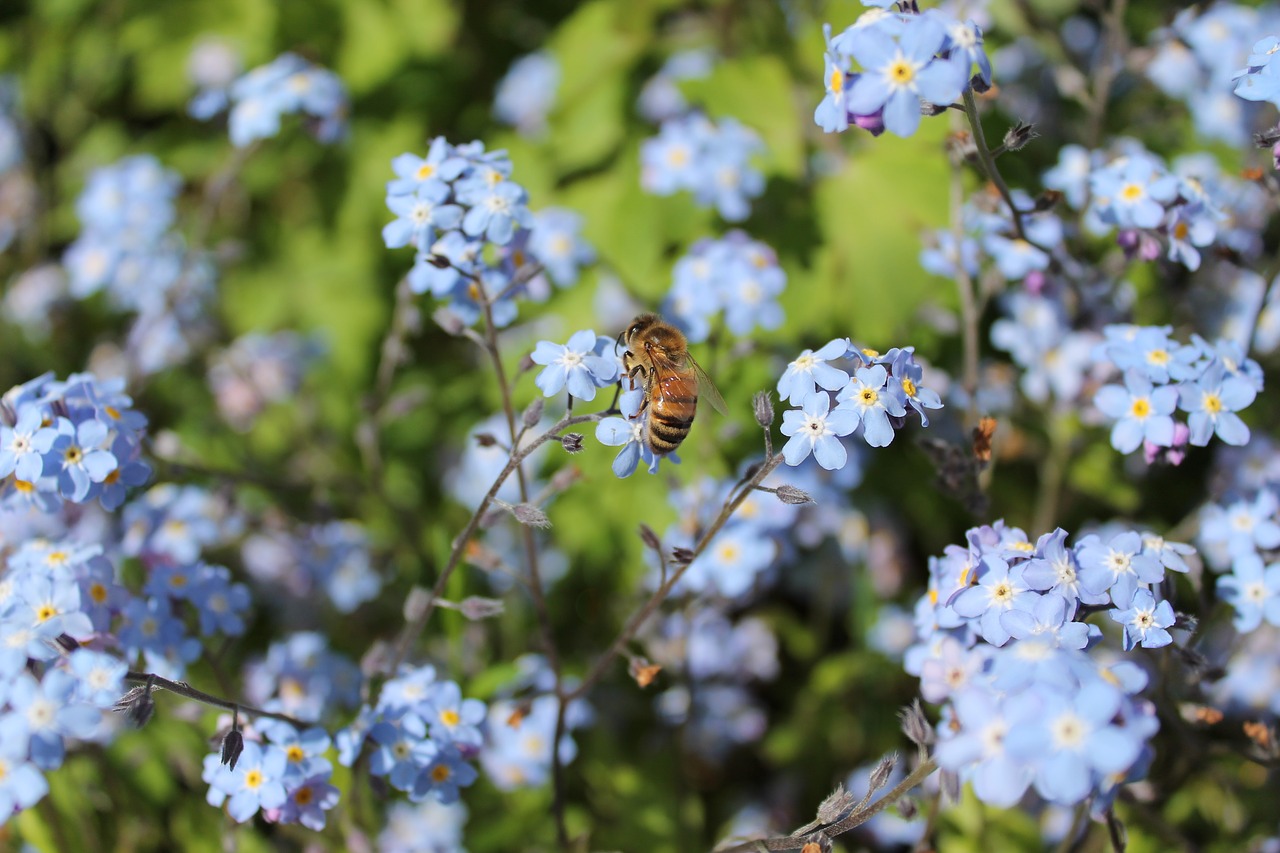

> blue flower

[
  {"left": 45, "top": 417, "right": 117, "bottom": 503},
  {"left": 1234, "top": 37, "right": 1280, "bottom": 104},
  {"left": 370, "top": 714, "right": 434, "bottom": 791},
  {"left": 1005, "top": 681, "right": 1143, "bottom": 806},
  {"left": 842, "top": 15, "right": 967, "bottom": 138},
  {"left": 934, "top": 685, "right": 1034, "bottom": 807},
  {"left": 1076, "top": 531, "right": 1164, "bottom": 605},
  {"left": 210, "top": 740, "right": 289, "bottom": 822},
  {"left": 1001, "top": 592, "right": 1092, "bottom": 650},
  {"left": 191, "top": 564, "right": 252, "bottom": 636},
  {"left": 424, "top": 681, "right": 486, "bottom": 747},
  {"left": 5, "top": 670, "right": 101, "bottom": 770},
  {"left": 595, "top": 381, "right": 674, "bottom": 477},
  {"left": 458, "top": 180, "right": 532, "bottom": 246},
  {"left": 225, "top": 54, "right": 347, "bottom": 147},
  {"left": 0, "top": 729, "right": 47, "bottom": 824},
  {"left": 410, "top": 743, "right": 478, "bottom": 805},
  {"left": 529, "top": 208, "right": 595, "bottom": 287},
  {"left": 1093, "top": 370, "right": 1178, "bottom": 454},
  {"left": 815, "top": 26, "right": 853, "bottom": 133},
  {"left": 1089, "top": 157, "right": 1179, "bottom": 230},
  {"left": 530, "top": 330, "right": 620, "bottom": 401},
  {"left": 387, "top": 139, "right": 468, "bottom": 196},
  {"left": 943, "top": 19, "right": 993, "bottom": 86},
  {"left": 887, "top": 348, "right": 943, "bottom": 426},
  {"left": 950, "top": 556, "right": 1032, "bottom": 646},
  {"left": 777, "top": 338, "right": 851, "bottom": 404},
  {"left": 1178, "top": 360, "right": 1255, "bottom": 446},
  {"left": 1216, "top": 553, "right": 1280, "bottom": 632},
  {"left": 259, "top": 720, "right": 332, "bottom": 782},
  {"left": 0, "top": 409, "right": 48, "bottom": 483},
  {"left": 679, "top": 524, "right": 778, "bottom": 598},
  {"left": 1109, "top": 588, "right": 1175, "bottom": 650},
  {"left": 780, "top": 391, "right": 858, "bottom": 470},
  {"left": 383, "top": 181, "right": 463, "bottom": 250},
  {"left": 493, "top": 52, "right": 560, "bottom": 137},
  {"left": 835, "top": 364, "right": 907, "bottom": 447},
  {"left": 68, "top": 649, "right": 127, "bottom": 708},
  {"left": 279, "top": 771, "right": 340, "bottom": 830}
]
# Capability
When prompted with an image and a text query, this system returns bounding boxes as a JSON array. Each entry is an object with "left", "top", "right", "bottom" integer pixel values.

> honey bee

[{"left": 618, "top": 314, "right": 726, "bottom": 455}]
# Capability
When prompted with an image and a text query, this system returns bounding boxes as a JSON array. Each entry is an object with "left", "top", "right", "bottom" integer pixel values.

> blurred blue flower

[
  {"left": 1093, "top": 370, "right": 1178, "bottom": 454},
  {"left": 382, "top": 181, "right": 464, "bottom": 250},
  {"left": 411, "top": 743, "right": 478, "bottom": 805},
  {"left": 1217, "top": 553, "right": 1280, "bottom": 632},
  {"left": 1178, "top": 360, "right": 1255, "bottom": 446},
  {"left": 493, "top": 52, "right": 560, "bottom": 137},
  {"left": 0, "top": 729, "right": 47, "bottom": 824},
  {"left": 529, "top": 208, "right": 595, "bottom": 287},
  {"left": 210, "top": 740, "right": 289, "bottom": 822},
  {"left": 1076, "top": 531, "right": 1164, "bottom": 605}
]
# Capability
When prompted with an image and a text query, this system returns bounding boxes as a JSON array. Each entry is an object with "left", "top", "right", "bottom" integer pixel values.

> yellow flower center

[
  {"left": 1147, "top": 349, "right": 1169, "bottom": 366},
  {"left": 431, "top": 764, "right": 451, "bottom": 782},
  {"left": 415, "top": 163, "right": 436, "bottom": 180},
  {"left": 1130, "top": 398, "right": 1151, "bottom": 418},
  {"left": 287, "top": 745, "right": 306, "bottom": 763},
  {"left": 859, "top": 387, "right": 878, "bottom": 405},
  {"left": 1120, "top": 183, "right": 1145, "bottom": 202},
  {"left": 35, "top": 604, "right": 58, "bottom": 622},
  {"left": 1203, "top": 393, "right": 1223, "bottom": 414},
  {"left": 245, "top": 770, "right": 264, "bottom": 790},
  {"left": 829, "top": 67, "right": 843, "bottom": 93},
  {"left": 294, "top": 785, "right": 314, "bottom": 805},
  {"left": 888, "top": 59, "right": 915, "bottom": 86},
  {"left": 440, "top": 709, "right": 460, "bottom": 727},
  {"left": 902, "top": 377, "right": 918, "bottom": 398}
]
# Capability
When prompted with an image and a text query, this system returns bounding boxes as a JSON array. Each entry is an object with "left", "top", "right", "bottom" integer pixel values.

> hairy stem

[{"left": 123, "top": 671, "right": 311, "bottom": 729}]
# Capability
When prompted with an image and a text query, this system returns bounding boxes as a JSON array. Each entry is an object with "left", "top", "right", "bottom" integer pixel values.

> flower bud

[
  {"left": 114, "top": 684, "right": 156, "bottom": 729},
  {"left": 815, "top": 782, "right": 854, "bottom": 825},
  {"left": 432, "top": 306, "right": 465, "bottom": 336},
  {"left": 512, "top": 502, "right": 552, "bottom": 529},
  {"left": 521, "top": 397, "right": 544, "bottom": 429},
  {"left": 775, "top": 484, "right": 814, "bottom": 505},
  {"left": 1002, "top": 120, "right": 1036, "bottom": 152},
  {"left": 402, "top": 586, "right": 432, "bottom": 622},
  {"left": 459, "top": 596, "right": 505, "bottom": 620},
  {"left": 561, "top": 433, "right": 584, "bottom": 453},
  {"left": 628, "top": 657, "right": 662, "bottom": 688},
  {"left": 638, "top": 524, "right": 662, "bottom": 551},
  {"left": 221, "top": 729, "right": 245, "bottom": 770},
  {"left": 474, "top": 432, "right": 499, "bottom": 448},
  {"left": 752, "top": 390, "right": 774, "bottom": 427},
  {"left": 867, "top": 753, "right": 897, "bottom": 797},
  {"left": 899, "top": 699, "right": 933, "bottom": 747}
]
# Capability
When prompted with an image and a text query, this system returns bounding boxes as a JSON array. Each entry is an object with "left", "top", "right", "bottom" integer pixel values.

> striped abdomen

[{"left": 646, "top": 371, "right": 698, "bottom": 455}]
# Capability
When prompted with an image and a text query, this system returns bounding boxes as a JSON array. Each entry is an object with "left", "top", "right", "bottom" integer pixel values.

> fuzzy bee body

[{"left": 619, "top": 314, "right": 726, "bottom": 455}]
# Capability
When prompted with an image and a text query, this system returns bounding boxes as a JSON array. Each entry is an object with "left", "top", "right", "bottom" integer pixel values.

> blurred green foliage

[{"left": 1, "top": 0, "right": 1277, "bottom": 851}]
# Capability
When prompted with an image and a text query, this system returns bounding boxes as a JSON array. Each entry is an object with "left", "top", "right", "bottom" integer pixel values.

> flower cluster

[
  {"left": 1, "top": 372, "right": 150, "bottom": 512},
  {"left": 989, "top": 291, "right": 1102, "bottom": 406},
  {"left": 909, "top": 521, "right": 1190, "bottom": 809},
  {"left": 192, "top": 52, "right": 348, "bottom": 147},
  {"left": 1042, "top": 142, "right": 1262, "bottom": 272},
  {"left": 336, "top": 664, "right": 487, "bottom": 805},
  {"left": 662, "top": 230, "right": 785, "bottom": 342},
  {"left": 1143, "top": 6, "right": 1275, "bottom": 145},
  {"left": 383, "top": 138, "right": 593, "bottom": 327},
  {"left": 778, "top": 340, "right": 942, "bottom": 466},
  {"left": 243, "top": 632, "right": 362, "bottom": 723},
  {"left": 63, "top": 155, "right": 184, "bottom": 312},
  {"left": 241, "top": 519, "right": 383, "bottom": 614},
  {"left": 1093, "top": 325, "right": 1262, "bottom": 460},
  {"left": 815, "top": 8, "right": 989, "bottom": 138},
  {"left": 645, "top": 608, "right": 779, "bottom": 759},
  {"left": 640, "top": 112, "right": 764, "bottom": 221},
  {"left": 530, "top": 330, "right": 621, "bottom": 402},
  {"left": 0, "top": 648, "right": 124, "bottom": 827},
  {"left": 208, "top": 331, "right": 323, "bottom": 432},
  {"left": 203, "top": 720, "right": 340, "bottom": 829},
  {"left": 920, "top": 188, "right": 1064, "bottom": 286},
  {"left": 493, "top": 52, "right": 560, "bottom": 137}
]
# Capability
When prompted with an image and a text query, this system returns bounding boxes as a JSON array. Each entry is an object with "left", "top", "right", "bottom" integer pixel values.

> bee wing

[{"left": 687, "top": 354, "right": 727, "bottom": 415}]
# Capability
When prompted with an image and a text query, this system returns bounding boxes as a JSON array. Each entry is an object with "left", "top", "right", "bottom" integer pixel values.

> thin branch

[
  {"left": 123, "top": 671, "right": 311, "bottom": 729},
  {"left": 566, "top": 452, "right": 785, "bottom": 703},
  {"left": 962, "top": 89, "right": 1031, "bottom": 245}
]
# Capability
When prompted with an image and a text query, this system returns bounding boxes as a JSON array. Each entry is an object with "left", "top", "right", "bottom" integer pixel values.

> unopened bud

[
  {"left": 402, "top": 586, "right": 432, "bottom": 622},
  {"left": 868, "top": 753, "right": 897, "bottom": 797},
  {"left": 518, "top": 352, "right": 536, "bottom": 375},
  {"left": 969, "top": 73, "right": 992, "bottom": 94},
  {"left": 1034, "top": 189, "right": 1063, "bottom": 212},
  {"left": 360, "top": 640, "right": 393, "bottom": 678},
  {"left": 56, "top": 633, "right": 80, "bottom": 652},
  {"left": 114, "top": 684, "right": 156, "bottom": 728},
  {"left": 671, "top": 547, "right": 695, "bottom": 565},
  {"left": 428, "top": 253, "right": 452, "bottom": 269},
  {"left": 512, "top": 503, "right": 552, "bottom": 529},
  {"left": 474, "top": 432, "right": 499, "bottom": 448},
  {"left": 753, "top": 390, "right": 774, "bottom": 427},
  {"left": 895, "top": 796, "right": 918, "bottom": 820},
  {"left": 628, "top": 657, "right": 662, "bottom": 688},
  {"left": 815, "top": 782, "right": 855, "bottom": 825},
  {"left": 1255, "top": 127, "right": 1280, "bottom": 148},
  {"left": 459, "top": 596, "right": 505, "bottom": 620},
  {"left": 221, "top": 729, "right": 245, "bottom": 770},
  {"left": 899, "top": 699, "right": 933, "bottom": 747},
  {"left": 1002, "top": 120, "right": 1037, "bottom": 152},
  {"left": 561, "top": 433, "right": 584, "bottom": 453},
  {"left": 638, "top": 524, "right": 662, "bottom": 551},
  {"left": 775, "top": 484, "right": 814, "bottom": 505},
  {"left": 522, "top": 398, "right": 544, "bottom": 428},
  {"left": 432, "top": 306, "right": 465, "bottom": 336}
]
